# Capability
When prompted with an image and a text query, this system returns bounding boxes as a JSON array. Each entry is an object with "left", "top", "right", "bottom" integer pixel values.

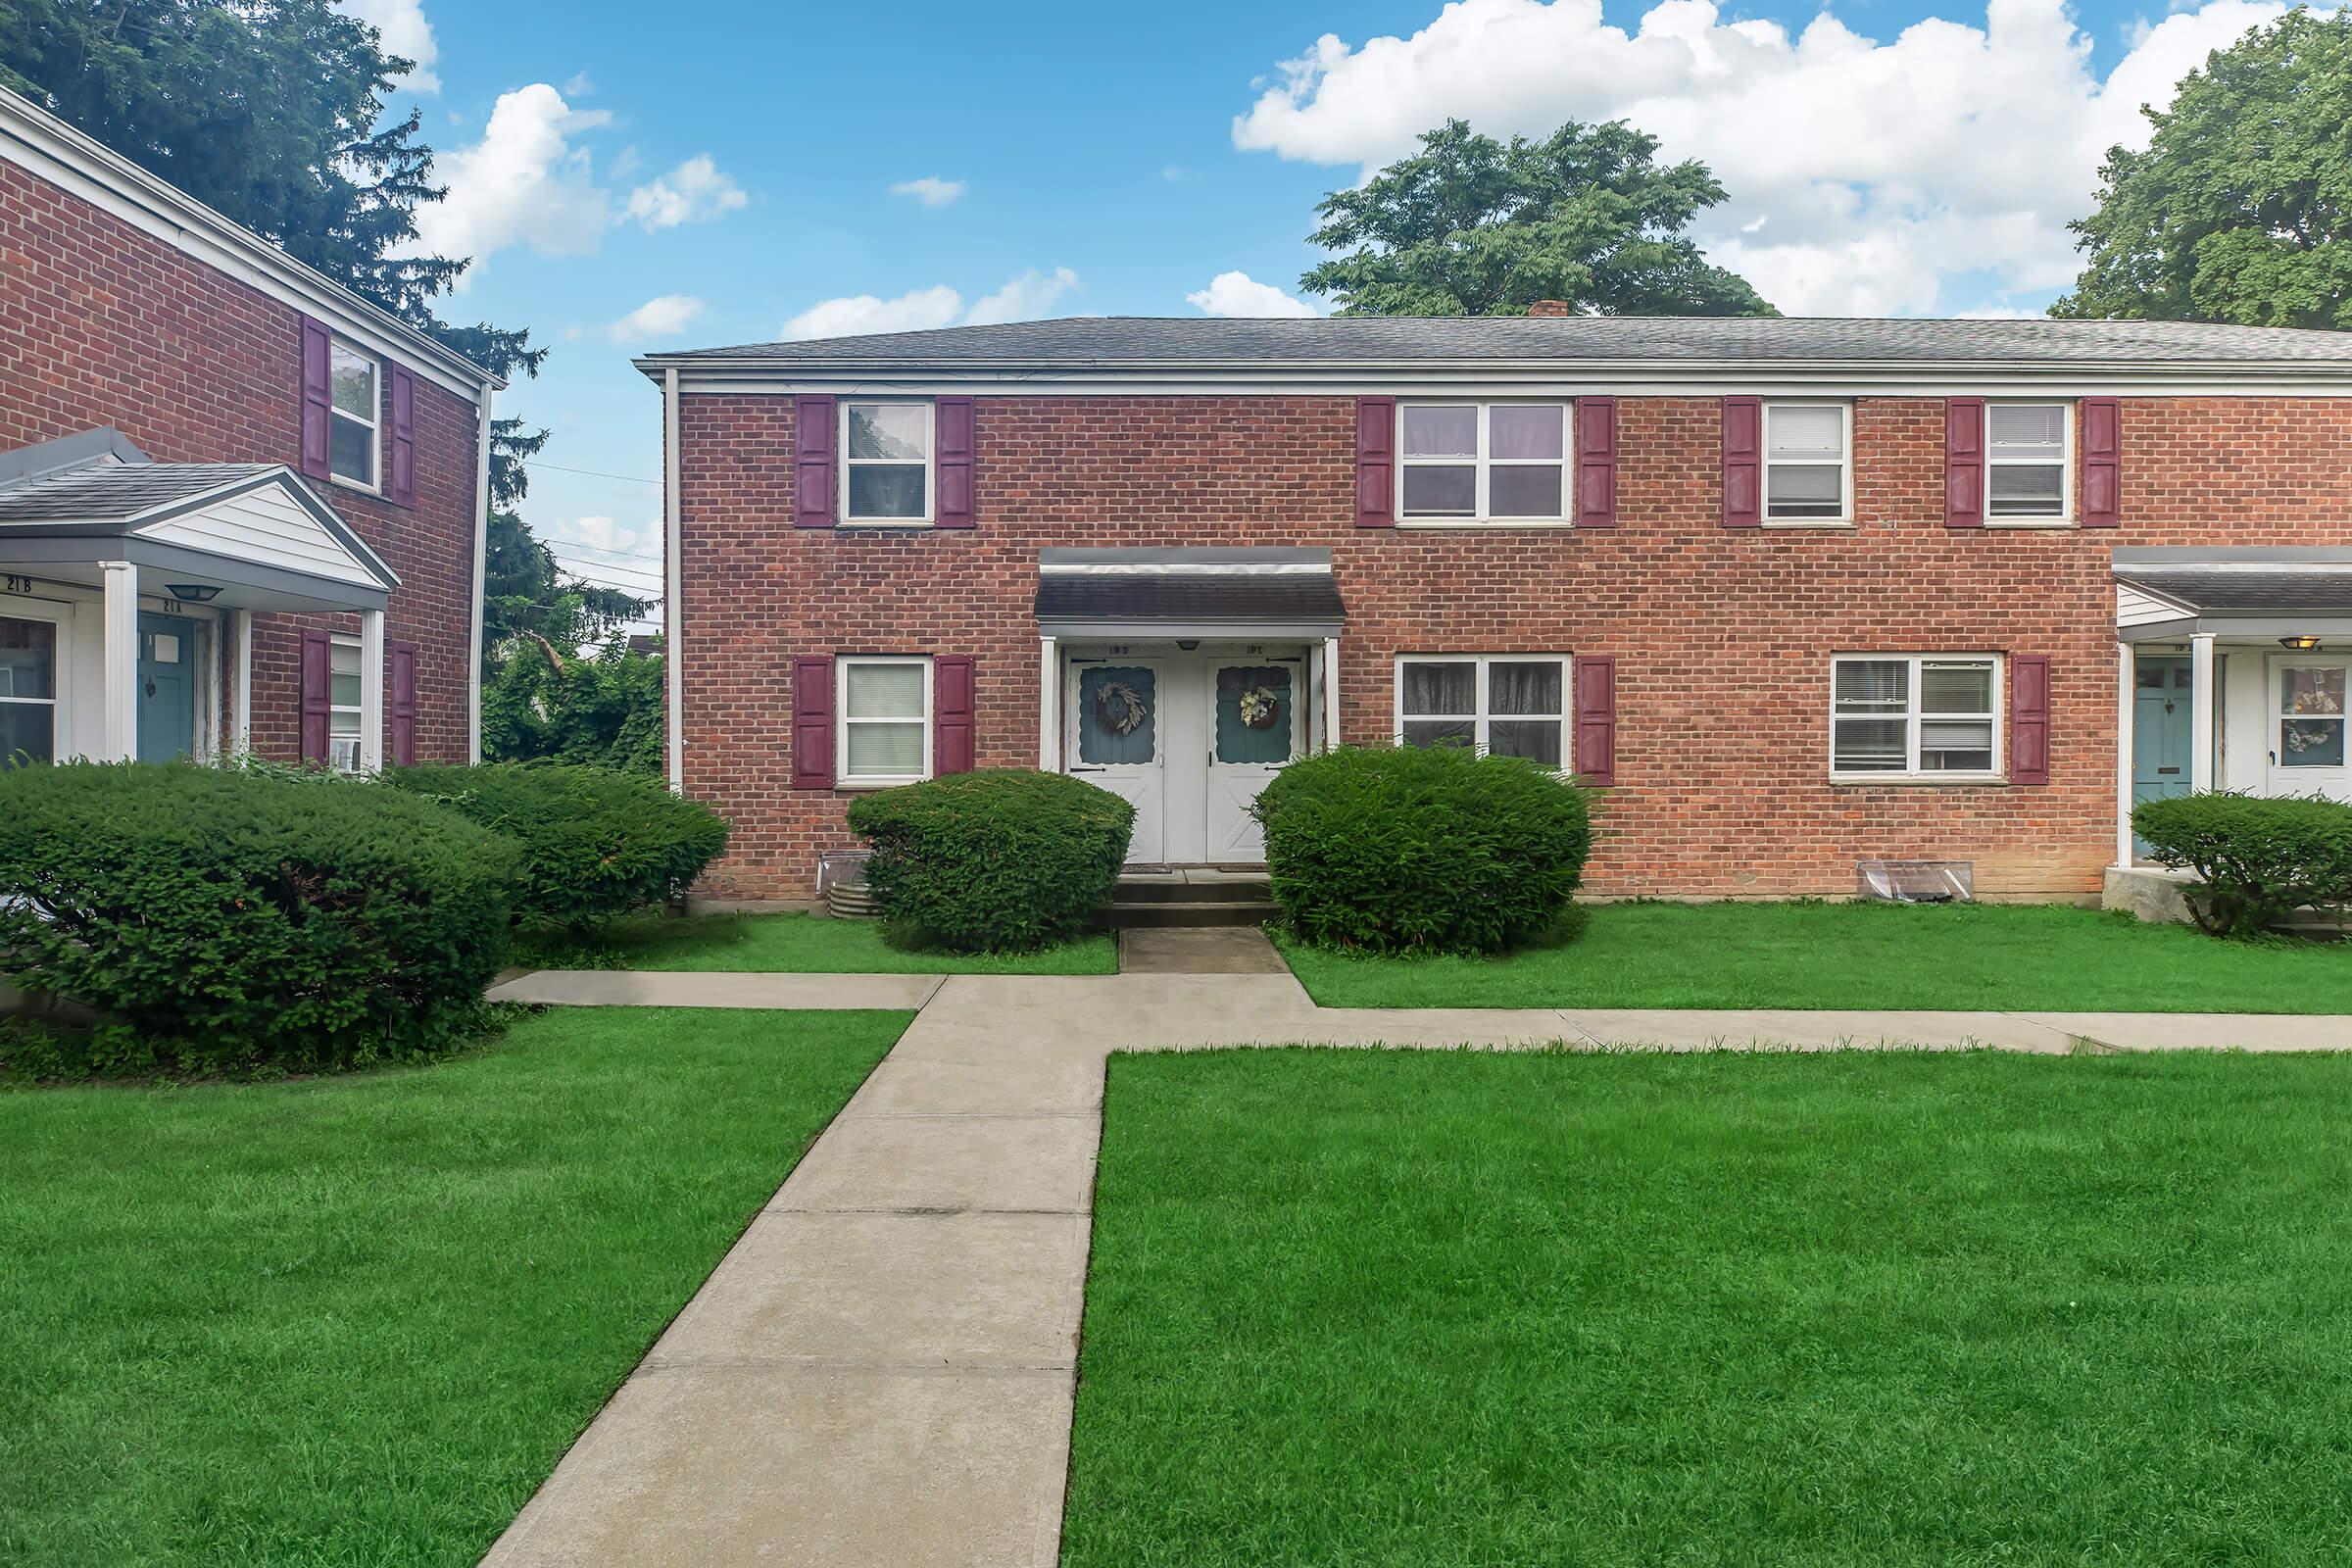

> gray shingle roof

[
  {"left": 647, "top": 316, "right": 2352, "bottom": 368},
  {"left": 2116, "top": 564, "right": 2352, "bottom": 613},
  {"left": 0, "top": 462, "right": 278, "bottom": 524}
]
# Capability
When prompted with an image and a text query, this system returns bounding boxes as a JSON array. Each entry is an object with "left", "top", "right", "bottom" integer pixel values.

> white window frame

[
  {"left": 1395, "top": 401, "right": 1573, "bottom": 525},
  {"left": 1393, "top": 654, "right": 1571, "bottom": 770},
  {"left": 1829, "top": 653, "right": 2004, "bottom": 783},
  {"left": 0, "top": 603, "right": 68, "bottom": 766},
  {"left": 836, "top": 655, "right": 933, "bottom": 788},
  {"left": 840, "top": 400, "right": 935, "bottom": 526},
  {"left": 1762, "top": 400, "right": 1852, "bottom": 526},
  {"left": 327, "top": 632, "right": 365, "bottom": 774},
  {"left": 327, "top": 336, "right": 380, "bottom": 493},
  {"left": 1984, "top": 400, "right": 2074, "bottom": 526}
]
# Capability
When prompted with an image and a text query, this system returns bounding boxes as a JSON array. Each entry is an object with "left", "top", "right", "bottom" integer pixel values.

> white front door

[
  {"left": 1204, "top": 657, "right": 1303, "bottom": 861},
  {"left": 2268, "top": 656, "right": 2352, "bottom": 803},
  {"left": 1067, "top": 660, "right": 1168, "bottom": 863}
]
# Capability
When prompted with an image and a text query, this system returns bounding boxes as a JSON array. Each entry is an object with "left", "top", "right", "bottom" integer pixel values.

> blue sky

[{"left": 352, "top": 0, "right": 2285, "bottom": 600}]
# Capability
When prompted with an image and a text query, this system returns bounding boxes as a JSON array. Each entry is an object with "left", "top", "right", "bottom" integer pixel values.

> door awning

[
  {"left": 1035, "top": 548, "right": 1344, "bottom": 639},
  {"left": 2115, "top": 547, "right": 2352, "bottom": 643}
]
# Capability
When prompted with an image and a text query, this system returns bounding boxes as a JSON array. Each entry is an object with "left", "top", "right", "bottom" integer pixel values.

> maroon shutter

[
  {"left": 1354, "top": 396, "right": 1396, "bottom": 526},
  {"left": 2009, "top": 654, "right": 2050, "bottom": 786},
  {"left": 1574, "top": 397, "right": 1617, "bottom": 528},
  {"left": 1944, "top": 396, "right": 1985, "bottom": 528},
  {"left": 1572, "top": 655, "right": 1617, "bottom": 785},
  {"left": 299, "top": 627, "right": 331, "bottom": 762},
  {"left": 935, "top": 655, "right": 976, "bottom": 773},
  {"left": 386, "top": 364, "right": 416, "bottom": 507},
  {"left": 2081, "top": 397, "right": 2121, "bottom": 527},
  {"left": 795, "top": 396, "right": 837, "bottom": 528},
  {"left": 388, "top": 640, "right": 418, "bottom": 765},
  {"left": 935, "top": 397, "right": 975, "bottom": 527},
  {"left": 792, "top": 656, "right": 835, "bottom": 788},
  {"left": 298, "top": 317, "right": 333, "bottom": 481},
  {"left": 1721, "top": 396, "right": 1761, "bottom": 526}
]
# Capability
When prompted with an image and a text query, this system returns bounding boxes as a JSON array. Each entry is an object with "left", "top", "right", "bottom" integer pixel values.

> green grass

[
  {"left": 0, "top": 1005, "right": 910, "bottom": 1567},
  {"left": 1066, "top": 1048, "right": 2352, "bottom": 1567},
  {"left": 516, "top": 910, "right": 1118, "bottom": 974},
  {"left": 1276, "top": 900, "right": 2352, "bottom": 1012}
]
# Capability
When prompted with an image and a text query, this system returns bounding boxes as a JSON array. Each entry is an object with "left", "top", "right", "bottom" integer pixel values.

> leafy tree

[
  {"left": 482, "top": 506, "right": 651, "bottom": 676},
  {"left": 483, "top": 635, "right": 665, "bottom": 775},
  {"left": 1301, "top": 118, "right": 1776, "bottom": 318},
  {"left": 2053, "top": 8, "right": 2352, "bottom": 329}
]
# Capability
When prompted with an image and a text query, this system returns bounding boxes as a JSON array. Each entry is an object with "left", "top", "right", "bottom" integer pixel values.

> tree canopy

[
  {"left": 2052, "top": 8, "right": 2352, "bottom": 329},
  {"left": 1300, "top": 118, "right": 1776, "bottom": 318}
]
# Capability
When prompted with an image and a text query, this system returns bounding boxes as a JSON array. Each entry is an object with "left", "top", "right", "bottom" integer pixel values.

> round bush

[
  {"left": 2132, "top": 791, "right": 2352, "bottom": 937},
  {"left": 1254, "top": 744, "right": 1593, "bottom": 956},
  {"left": 0, "top": 761, "right": 519, "bottom": 1073},
  {"left": 383, "top": 762, "right": 729, "bottom": 931},
  {"left": 846, "top": 769, "right": 1133, "bottom": 952}
]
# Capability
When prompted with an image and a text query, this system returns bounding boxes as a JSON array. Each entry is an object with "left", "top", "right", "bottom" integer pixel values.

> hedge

[
  {"left": 2132, "top": 791, "right": 2352, "bottom": 937},
  {"left": 0, "top": 761, "right": 517, "bottom": 1073},
  {"left": 847, "top": 769, "right": 1132, "bottom": 952},
  {"left": 1254, "top": 744, "right": 1593, "bottom": 956},
  {"left": 383, "top": 762, "right": 729, "bottom": 930}
]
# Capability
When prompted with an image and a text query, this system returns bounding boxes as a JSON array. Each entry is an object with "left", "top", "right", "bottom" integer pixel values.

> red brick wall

[
  {"left": 677, "top": 390, "right": 2352, "bottom": 902},
  {"left": 0, "top": 158, "right": 479, "bottom": 763}
]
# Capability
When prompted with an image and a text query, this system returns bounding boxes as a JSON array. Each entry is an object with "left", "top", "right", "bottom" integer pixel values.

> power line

[
  {"left": 544, "top": 535, "right": 666, "bottom": 565},
  {"left": 524, "top": 460, "right": 662, "bottom": 486}
]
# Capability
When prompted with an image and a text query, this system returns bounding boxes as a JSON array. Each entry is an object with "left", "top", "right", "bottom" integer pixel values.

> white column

[
  {"left": 1322, "top": 636, "right": 1343, "bottom": 751},
  {"left": 1038, "top": 635, "right": 1058, "bottom": 770},
  {"left": 359, "top": 608, "right": 385, "bottom": 772},
  {"left": 662, "top": 367, "right": 685, "bottom": 793},
  {"left": 467, "top": 386, "right": 494, "bottom": 763},
  {"left": 231, "top": 610, "right": 254, "bottom": 756},
  {"left": 100, "top": 560, "right": 138, "bottom": 761},
  {"left": 2189, "top": 632, "right": 2217, "bottom": 793},
  {"left": 2115, "top": 642, "right": 2135, "bottom": 866}
]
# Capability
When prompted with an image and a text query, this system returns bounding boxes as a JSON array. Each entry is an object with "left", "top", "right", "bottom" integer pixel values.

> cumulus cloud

[
  {"left": 608, "top": 294, "right": 707, "bottom": 342},
  {"left": 409, "top": 84, "right": 612, "bottom": 271},
  {"left": 1230, "top": 0, "right": 2286, "bottom": 315},
  {"left": 781, "top": 269, "right": 1083, "bottom": 339},
  {"left": 1187, "top": 270, "right": 1321, "bottom": 318},
  {"left": 889, "top": 175, "right": 967, "bottom": 207},
  {"left": 338, "top": 0, "right": 439, "bottom": 92},
  {"left": 624, "top": 155, "right": 751, "bottom": 230},
  {"left": 556, "top": 515, "right": 658, "bottom": 558}
]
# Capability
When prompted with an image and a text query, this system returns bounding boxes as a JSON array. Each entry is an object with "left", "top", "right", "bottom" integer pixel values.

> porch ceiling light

[
  {"left": 2278, "top": 635, "right": 2324, "bottom": 651},
  {"left": 163, "top": 583, "right": 223, "bottom": 603}
]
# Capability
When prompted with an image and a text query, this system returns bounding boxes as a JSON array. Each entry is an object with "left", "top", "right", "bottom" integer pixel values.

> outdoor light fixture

[
  {"left": 1177, "top": 639, "right": 1200, "bottom": 651},
  {"left": 2279, "top": 635, "right": 2324, "bottom": 651},
  {"left": 164, "top": 583, "right": 223, "bottom": 604}
]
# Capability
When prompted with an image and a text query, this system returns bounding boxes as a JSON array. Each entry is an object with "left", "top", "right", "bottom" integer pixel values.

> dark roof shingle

[{"left": 0, "top": 462, "right": 277, "bottom": 524}]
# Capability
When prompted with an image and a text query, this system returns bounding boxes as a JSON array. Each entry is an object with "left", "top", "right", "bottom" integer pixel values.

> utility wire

[{"left": 523, "top": 460, "right": 662, "bottom": 486}]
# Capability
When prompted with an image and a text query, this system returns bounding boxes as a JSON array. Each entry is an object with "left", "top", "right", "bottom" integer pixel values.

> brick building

[
  {"left": 0, "top": 86, "right": 497, "bottom": 770},
  {"left": 638, "top": 313, "right": 2352, "bottom": 904}
]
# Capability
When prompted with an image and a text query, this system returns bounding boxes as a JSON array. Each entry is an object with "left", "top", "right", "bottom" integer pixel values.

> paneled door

[
  {"left": 1067, "top": 661, "right": 1168, "bottom": 863},
  {"left": 2132, "top": 655, "right": 2191, "bottom": 858},
  {"left": 1204, "top": 658, "right": 1302, "bottom": 861},
  {"left": 136, "top": 612, "right": 198, "bottom": 762},
  {"left": 2268, "top": 657, "right": 2351, "bottom": 805}
]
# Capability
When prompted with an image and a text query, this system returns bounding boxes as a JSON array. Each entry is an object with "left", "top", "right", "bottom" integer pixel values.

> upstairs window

[
  {"left": 1397, "top": 403, "right": 1568, "bottom": 521},
  {"left": 843, "top": 402, "right": 932, "bottom": 522},
  {"left": 1764, "top": 402, "right": 1849, "bottom": 522},
  {"left": 1832, "top": 655, "right": 1999, "bottom": 778},
  {"left": 1986, "top": 403, "right": 2071, "bottom": 521},
  {"left": 328, "top": 338, "right": 379, "bottom": 489}
]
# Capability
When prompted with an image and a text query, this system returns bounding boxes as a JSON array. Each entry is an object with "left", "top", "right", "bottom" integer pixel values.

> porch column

[
  {"left": 230, "top": 610, "right": 254, "bottom": 757},
  {"left": 100, "top": 560, "right": 138, "bottom": 761},
  {"left": 359, "top": 608, "right": 385, "bottom": 772},
  {"left": 1322, "top": 636, "right": 1342, "bottom": 751},
  {"left": 1038, "top": 635, "right": 1058, "bottom": 770},
  {"left": 2115, "top": 642, "right": 2135, "bottom": 865},
  {"left": 2189, "top": 632, "right": 2217, "bottom": 793}
]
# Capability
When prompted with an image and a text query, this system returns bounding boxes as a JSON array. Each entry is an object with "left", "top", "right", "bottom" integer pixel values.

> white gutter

[
  {"left": 467, "top": 386, "right": 493, "bottom": 762},
  {"left": 663, "top": 367, "right": 684, "bottom": 794}
]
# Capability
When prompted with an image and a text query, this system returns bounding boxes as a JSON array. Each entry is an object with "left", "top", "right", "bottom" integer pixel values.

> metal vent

[{"left": 1857, "top": 859, "right": 1974, "bottom": 904}]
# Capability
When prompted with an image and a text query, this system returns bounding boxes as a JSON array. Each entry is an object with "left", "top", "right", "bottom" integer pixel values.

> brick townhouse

[
  {"left": 638, "top": 311, "right": 2352, "bottom": 904},
  {"left": 0, "top": 85, "right": 497, "bottom": 772}
]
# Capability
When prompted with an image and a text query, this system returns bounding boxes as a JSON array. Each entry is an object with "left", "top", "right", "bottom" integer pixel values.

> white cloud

[
  {"left": 1230, "top": 0, "right": 2287, "bottom": 315},
  {"left": 409, "top": 84, "right": 612, "bottom": 272},
  {"left": 966, "top": 267, "right": 1081, "bottom": 324},
  {"left": 608, "top": 294, "right": 707, "bottom": 342},
  {"left": 1187, "top": 270, "right": 1321, "bottom": 318},
  {"left": 781, "top": 268, "right": 1083, "bottom": 339},
  {"left": 564, "top": 70, "right": 596, "bottom": 97},
  {"left": 624, "top": 155, "right": 750, "bottom": 230},
  {"left": 555, "top": 515, "right": 657, "bottom": 558},
  {"left": 338, "top": 0, "right": 439, "bottom": 92},
  {"left": 889, "top": 175, "right": 967, "bottom": 207}
]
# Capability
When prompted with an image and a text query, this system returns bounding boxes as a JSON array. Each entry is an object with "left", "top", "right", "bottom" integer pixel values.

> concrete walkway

[{"left": 481, "top": 944, "right": 2351, "bottom": 1567}]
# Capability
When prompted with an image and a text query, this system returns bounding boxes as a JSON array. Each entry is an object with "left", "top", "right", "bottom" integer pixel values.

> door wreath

[
  {"left": 1236, "top": 684, "right": 1283, "bottom": 730},
  {"left": 1094, "top": 679, "right": 1150, "bottom": 736}
]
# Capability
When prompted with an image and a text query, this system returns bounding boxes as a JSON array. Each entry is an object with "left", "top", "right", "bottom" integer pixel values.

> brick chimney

[{"left": 1526, "top": 300, "right": 1576, "bottom": 317}]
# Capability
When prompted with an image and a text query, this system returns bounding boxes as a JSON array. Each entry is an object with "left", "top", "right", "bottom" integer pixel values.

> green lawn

[
  {"left": 516, "top": 910, "right": 1118, "bottom": 974},
  {"left": 0, "top": 1005, "right": 910, "bottom": 1567},
  {"left": 1276, "top": 899, "right": 2352, "bottom": 1012},
  {"left": 1065, "top": 1048, "right": 2352, "bottom": 1566}
]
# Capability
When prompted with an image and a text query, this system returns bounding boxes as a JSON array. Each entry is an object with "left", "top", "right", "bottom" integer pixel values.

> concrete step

[
  {"left": 1098, "top": 899, "right": 1278, "bottom": 929},
  {"left": 1114, "top": 876, "right": 1274, "bottom": 905}
]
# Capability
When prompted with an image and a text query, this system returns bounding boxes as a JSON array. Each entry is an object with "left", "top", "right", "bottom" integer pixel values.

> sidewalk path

[{"left": 481, "top": 943, "right": 2351, "bottom": 1567}]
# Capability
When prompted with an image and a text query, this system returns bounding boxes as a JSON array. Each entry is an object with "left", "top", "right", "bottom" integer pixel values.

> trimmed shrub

[
  {"left": 846, "top": 769, "right": 1133, "bottom": 952},
  {"left": 383, "top": 762, "right": 729, "bottom": 930},
  {"left": 2132, "top": 791, "right": 2352, "bottom": 937},
  {"left": 1254, "top": 744, "right": 1592, "bottom": 956},
  {"left": 0, "top": 761, "right": 518, "bottom": 1073}
]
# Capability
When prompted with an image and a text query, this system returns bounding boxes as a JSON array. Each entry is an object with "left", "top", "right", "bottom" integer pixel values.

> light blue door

[
  {"left": 2131, "top": 655, "right": 2191, "bottom": 858},
  {"left": 136, "top": 612, "right": 198, "bottom": 761}
]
